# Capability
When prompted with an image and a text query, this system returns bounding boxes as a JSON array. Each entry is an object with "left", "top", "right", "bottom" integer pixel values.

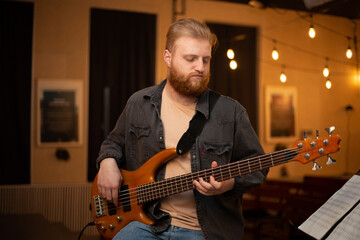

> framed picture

[
  {"left": 265, "top": 86, "right": 298, "bottom": 143},
  {"left": 36, "top": 79, "right": 83, "bottom": 146}
]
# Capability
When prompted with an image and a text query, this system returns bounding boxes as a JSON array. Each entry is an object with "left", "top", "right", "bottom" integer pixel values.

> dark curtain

[
  {"left": 207, "top": 23, "right": 258, "bottom": 133},
  {"left": 88, "top": 9, "right": 156, "bottom": 181},
  {"left": 0, "top": 1, "right": 33, "bottom": 184}
]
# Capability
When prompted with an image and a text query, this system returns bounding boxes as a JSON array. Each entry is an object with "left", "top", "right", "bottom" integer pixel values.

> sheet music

[
  {"left": 298, "top": 175, "right": 360, "bottom": 240},
  {"left": 326, "top": 202, "right": 360, "bottom": 240}
]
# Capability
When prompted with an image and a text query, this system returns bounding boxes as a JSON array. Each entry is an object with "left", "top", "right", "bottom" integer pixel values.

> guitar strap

[{"left": 176, "top": 91, "right": 220, "bottom": 155}]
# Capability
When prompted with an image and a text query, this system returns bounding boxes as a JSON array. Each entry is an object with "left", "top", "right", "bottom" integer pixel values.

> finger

[
  {"left": 194, "top": 179, "right": 209, "bottom": 194},
  {"left": 106, "top": 189, "right": 112, "bottom": 202},
  {"left": 199, "top": 178, "right": 217, "bottom": 194},
  {"left": 211, "top": 161, "right": 218, "bottom": 168},
  {"left": 199, "top": 177, "right": 213, "bottom": 190},
  {"left": 112, "top": 187, "right": 119, "bottom": 206},
  {"left": 209, "top": 176, "right": 222, "bottom": 190},
  {"left": 98, "top": 184, "right": 106, "bottom": 199}
]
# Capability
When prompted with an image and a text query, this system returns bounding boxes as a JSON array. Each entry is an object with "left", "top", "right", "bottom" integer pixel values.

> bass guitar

[{"left": 91, "top": 127, "right": 340, "bottom": 239}]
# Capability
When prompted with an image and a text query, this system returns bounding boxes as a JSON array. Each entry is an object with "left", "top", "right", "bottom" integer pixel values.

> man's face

[{"left": 165, "top": 36, "right": 212, "bottom": 97}]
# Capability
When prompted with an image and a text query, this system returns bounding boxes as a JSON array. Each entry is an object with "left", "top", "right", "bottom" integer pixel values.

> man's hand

[
  {"left": 97, "top": 158, "right": 123, "bottom": 206},
  {"left": 193, "top": 161, "right": 235, "bottom": 196}
]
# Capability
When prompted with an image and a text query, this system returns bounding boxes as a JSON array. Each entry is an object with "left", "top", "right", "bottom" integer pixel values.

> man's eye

[{"left": 186, "top": 58, "right": 195, "bottom": 62}]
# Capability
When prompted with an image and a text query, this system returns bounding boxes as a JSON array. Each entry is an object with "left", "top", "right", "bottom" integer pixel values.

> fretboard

[{"left": 137, "top": 148, "right": 298, "bottom": 204}]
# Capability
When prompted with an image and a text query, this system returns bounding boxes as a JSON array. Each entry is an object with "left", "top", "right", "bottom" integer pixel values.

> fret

[
  {"left": 203, "top": 170, "right": 208, "bottom": 182},
  {"left": 271, "top": 153, "right": 274, "bottom": 167},
  {"left": 238, "top": 162, "right": 241, "bottom": 176},
  {"left": 259, "top": 157, "right": 262, "bottom": 169},
  {"left": 248, "top": 160, "right": 251, "bottom": 173},
  {"left": 158, "top": 181, "right": 164, "bottom": 199},
  {"left": 175, "top": 175, "right": 180, "bottom": 195},
  {"left": 153, "top": 182, "right": 158, "bottom": 200},
  {"left": 180, "top": 174, "right": 185, "bottom": 193},
  {"left": 150, "top": 183, "right": 155, "bottom": 201},
  {"left": 137, "top": 186, "right": 142, "bottom": 204},
  {"left": 228, "top": 164, "right": 232, "bottom": 178},
  {"left": 144, "top": 184, "right": 149, "bottom": 202},
  {"left": 171, "top": 179, "right": 175, "bottom": 195}
]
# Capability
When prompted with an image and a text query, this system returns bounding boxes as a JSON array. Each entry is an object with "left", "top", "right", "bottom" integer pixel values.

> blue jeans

[{"left": 113, "top": 221, "right": 205, "bottom": 240}]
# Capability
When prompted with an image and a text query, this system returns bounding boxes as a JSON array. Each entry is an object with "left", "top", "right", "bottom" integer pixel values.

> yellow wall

[{"left": 27, "top": 0, "right": 360, "bottom": 183}]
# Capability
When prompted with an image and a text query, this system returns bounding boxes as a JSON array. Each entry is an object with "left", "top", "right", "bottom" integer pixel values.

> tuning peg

[
  {"left": 303, "top": 130, "right": 307, "bottom": 140},
  {"left": 326, "top": 155, "right": 336, "bottom": 165},
  {"left": 312, "top": 161, "right": 322, "bottom": 171},
  {"left": 325, "top": 126, "right": 335, "bottom": 136}
]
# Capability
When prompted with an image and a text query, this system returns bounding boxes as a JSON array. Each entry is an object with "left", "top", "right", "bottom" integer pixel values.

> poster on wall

[
  {"left": 37, "top": 79, "right": 83, "bottom": 146},
  {"left": 265, "top": 86, "right": 298, "bottom": 144}
]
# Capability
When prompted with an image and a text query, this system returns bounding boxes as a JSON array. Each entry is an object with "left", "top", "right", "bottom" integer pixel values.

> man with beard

[{"left": 96, "top": 18, "right": 268, "bottom": 240}]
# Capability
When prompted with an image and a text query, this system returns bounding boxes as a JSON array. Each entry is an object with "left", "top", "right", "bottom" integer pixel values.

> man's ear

[{"left": 163, "top": 49, "right": 171, "bottom": 67}]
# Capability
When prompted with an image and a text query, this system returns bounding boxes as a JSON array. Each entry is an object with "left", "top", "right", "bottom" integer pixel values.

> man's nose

[{"left": 194, "top": 59, "right": 205, "bottom": 73}]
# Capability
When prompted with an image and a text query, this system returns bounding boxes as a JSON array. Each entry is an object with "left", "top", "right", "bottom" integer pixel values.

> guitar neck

[{"left": 137, "top": 149, "right": 298, "bottom": 203}]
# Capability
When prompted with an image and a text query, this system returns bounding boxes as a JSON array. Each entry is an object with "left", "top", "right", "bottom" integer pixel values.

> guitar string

[
  {"left": 118, "top": 145, "right": 314, "bottom": 200},
  {"left": 113, "top": 146, "right": 324, "bottom": 210},
  {"left": 100, "top": 145, "right": 332, "bottom": 212},
  {"left": 105, "top": 146, "right": 327, "bottom": 211}
]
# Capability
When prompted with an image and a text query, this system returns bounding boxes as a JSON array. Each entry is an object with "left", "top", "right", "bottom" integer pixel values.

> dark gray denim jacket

[{"left": 97, "top": 80, "right": 268, "bottom": 240}]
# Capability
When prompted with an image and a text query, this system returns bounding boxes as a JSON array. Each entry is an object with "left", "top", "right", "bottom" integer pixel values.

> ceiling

[{"left": 216, "top": 0, "right": 360, "bottom": 20}]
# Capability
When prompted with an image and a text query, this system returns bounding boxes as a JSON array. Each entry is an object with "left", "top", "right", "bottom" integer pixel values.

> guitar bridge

[{"left": 93, "top": 195, "right": 107, "bottom": 217}]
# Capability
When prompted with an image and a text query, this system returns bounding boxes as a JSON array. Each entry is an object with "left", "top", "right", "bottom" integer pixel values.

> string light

[
  {"left": 308, "top": 14, "right": 316, "bottom": 39},
  {"left": 323, "top": 57, "right": 329, "bottom": 78},
  {"left": 346, "top": 37, "right": 352, "bottom": 59},
  {"left": 280, "top": 72, "right": 287, "bottom": 83},
  {"left": 272, "top": 39, "right": 279, "bottom": 60},
  {"left": 229, "top": 60, "right": 237, "bottom": 70},
  {"left": 280, "top": 65, "right": 286, "bottom": 83},
  {"left": 326, "top": 78, "right": 332, "bottom": 89},
  {"left": 260, "top": 12, "right": 358, "bottom": 90},
  {"left": 227, "top": 49, "right": 235, "bottom": 59}
]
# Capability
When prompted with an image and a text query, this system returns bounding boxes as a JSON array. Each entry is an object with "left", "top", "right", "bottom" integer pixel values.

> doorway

[
  {"left": 0, "top": 1, "right": 33, "bottom": 184},
  {"left": 88, "top": 9, "right": 156, "bottom": 181},
  {"left": 207, "top": 23, "right": 259, "bottom": 132}
]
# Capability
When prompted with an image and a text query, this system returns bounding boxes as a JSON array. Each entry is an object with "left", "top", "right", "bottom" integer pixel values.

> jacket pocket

[
  {"left": 201, "top": 142, "right": 233, "bottom": 167},
  {"left": 129, "top": 126, "right": 150, "bottom": 138}
]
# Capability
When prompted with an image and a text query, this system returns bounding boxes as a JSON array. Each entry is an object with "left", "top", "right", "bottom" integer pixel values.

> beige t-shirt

[{"left": 159, "top": 85, "right": 201, "bottom": 230}]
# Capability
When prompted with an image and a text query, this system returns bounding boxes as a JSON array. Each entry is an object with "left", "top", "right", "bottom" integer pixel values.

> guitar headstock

[{"left": 290, "top": 126, "right": 341, "bottom": 170}]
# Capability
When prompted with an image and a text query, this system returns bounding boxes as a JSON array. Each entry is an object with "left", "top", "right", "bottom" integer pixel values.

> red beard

[{"left": 168, "top": 67, "right": 210, "bottom": 97}]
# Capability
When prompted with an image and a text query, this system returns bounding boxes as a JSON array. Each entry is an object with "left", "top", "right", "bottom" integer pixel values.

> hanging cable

[
  {"left": 308, "top": 14, "right": 316, "bottom": 39},
  {"left": 272, "top": 39, "right": 279, "bottom": 60},
  {"left": 77, "top": 221, "right": 95, "bottom": 240}
]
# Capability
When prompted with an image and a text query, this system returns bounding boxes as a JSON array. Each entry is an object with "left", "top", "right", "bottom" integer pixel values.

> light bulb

[
  {"left": 227, "top": 49, "right": 235, "bottom": 59},
  {"left": 229, "top": 60, "right": 237, "bottom": 70},
  {"left": 323, "top": 66, "right": 329, "bottom": 77},
  {"left": 346, "top": 47, "right": 352, "bottom": 59},
  {"left": 309, "top": 25, "right": 316, "bottom": 38},
  {"left": 280, "top": 72, "right": 287, "bottom": 83},
  {"left": 326, "top": 80, "right": 332, "bottom": 89},
  {"left": 272, "top": 49, "right": 279, "bottom": 60}
]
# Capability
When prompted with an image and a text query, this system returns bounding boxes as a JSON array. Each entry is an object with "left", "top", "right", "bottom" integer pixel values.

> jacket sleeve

[
  {"left": 224, "top": 105, "right": 269, "bottom": 198},
  {"left": 96, "top": 105, "right": 127, "bottom": 170}
]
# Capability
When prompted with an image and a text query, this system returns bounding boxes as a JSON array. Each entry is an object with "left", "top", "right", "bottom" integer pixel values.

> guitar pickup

[{"left": 120, "top": 185, "right": 131, "bottom": 212}]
